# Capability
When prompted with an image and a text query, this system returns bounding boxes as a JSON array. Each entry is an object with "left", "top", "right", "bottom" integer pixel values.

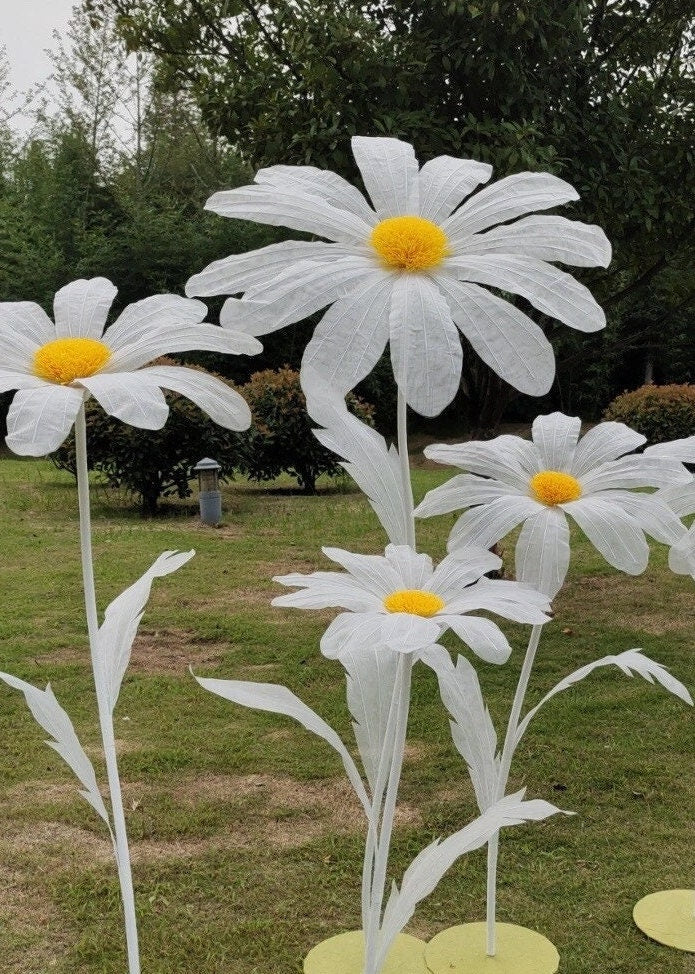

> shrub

[
  {"left": 603, "top": 383, "right": 695, "bottom": 443},
  {"left": 233, "top": 366, "right": 374, "bottom": 493},
  {"left": 52, "top": 360, "right": 238, "bottom": 514}
]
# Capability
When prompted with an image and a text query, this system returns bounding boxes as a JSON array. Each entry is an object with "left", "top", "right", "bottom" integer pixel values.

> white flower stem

[
  {"left": 75, "top": 403, "right": 141, "bottom": 974},
  {"left": 485, "top": 623, "right": 543, "bottom": 956},
  {"left": 397, "top": 387, "right": 416, "bottom": 549}
]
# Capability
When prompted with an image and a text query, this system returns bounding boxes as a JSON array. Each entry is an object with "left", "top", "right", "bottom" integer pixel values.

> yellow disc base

[
  {"left": 633, "top": 889, "right": 695, "bottom": 952},
  {"left": 304, "top": 930, "right": 428, "bottom": 974},
  {"left": 425, "top": 922, "right": 559, "bottom": 974}
]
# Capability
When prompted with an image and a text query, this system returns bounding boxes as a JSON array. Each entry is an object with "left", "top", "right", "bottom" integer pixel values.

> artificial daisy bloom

[
  {"left": 272, "top": 544, "right": 552, "bottom": 664},
  {"left": 415, "top": 413, "right": 692, "bottom": 598},
  {"left": 657, "top": 476, "right": 695, "bottom": 578},
  {"left": 0, "top": 277, "right": 262, "bottom": 456},
  {"left": 186, "top": 136, "right": 610, "bottom": 417}
]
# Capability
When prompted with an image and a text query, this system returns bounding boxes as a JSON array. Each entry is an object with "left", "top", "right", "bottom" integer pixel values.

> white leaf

[
  {"left": 301, "top": 367, "right": 412, "bottom": 544},
  {"left": 421, "top": 647, "right": 499, "bottom": 811},
  {"left": 0, "top": 672, "right": 110, "bottom": 826},
  {"left": 98, "top": 550, "right": 195, "bottom": 711},
  {"left": 516, "top": 649, "right": 693, "bottom": 746},
  {"left": 194, "top": 676, "right": 370, "bottom": 816},
  {"left": 377, "top": 791, "right": 567, "bottom": 968}
]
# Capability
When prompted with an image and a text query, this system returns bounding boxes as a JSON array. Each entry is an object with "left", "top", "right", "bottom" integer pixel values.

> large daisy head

[
  {"left": 187, "top": 136, "right": 610, "bottom": 418},
  {"left": 416, "top": 413, "right": 693, "bottom": 598},
  {"left": 0, "top": 277, "right": 262, "bottom": 456},
  {"left": 272, "top": 543, "right": 551, "bottom": 664}
]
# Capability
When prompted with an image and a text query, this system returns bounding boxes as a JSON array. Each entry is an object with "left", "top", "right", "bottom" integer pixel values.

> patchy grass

[{"left": 0, "top": 455, "right": 693, "bottom": 973}]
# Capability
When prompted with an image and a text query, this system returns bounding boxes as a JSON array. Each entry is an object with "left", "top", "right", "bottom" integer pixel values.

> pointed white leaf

[
  {"left": 98, "top": 551, "right": 195, "bottom": 711},
  {"left": 421, "top": 647, "right": 499, "bottom": 811},
  {"left": 341, "top": 645, "right": 400, "bottom": 793},
  {"left": 516, "top": 649, "right": 693, "bottom": 746},
  {"left": 0, "top": 672, "right": 110, "bottom": 826},
  {"left": 301, "top": 367, "right": 412, "bottom": 544},
  {"left": 194, "top": 676, "right": 370, "bottom": 816}
]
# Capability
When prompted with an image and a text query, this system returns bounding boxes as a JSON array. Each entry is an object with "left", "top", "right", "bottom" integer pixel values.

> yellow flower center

[
  {"left": 383, "top": 589, "right": 445, "bottom": 617},
  {"left": 33, "top": 337, "right": 111, "bottom": 385},
  {"left": 530, "top": 470, "right": 582, "bottom": 506},
  {"left": 370, "top": 215, "right": 448, "bottom": 271}
]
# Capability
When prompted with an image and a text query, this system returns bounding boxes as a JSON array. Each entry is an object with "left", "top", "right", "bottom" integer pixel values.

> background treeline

[{"left": 1, "top": 0, "right": 694, "bottom": 437}]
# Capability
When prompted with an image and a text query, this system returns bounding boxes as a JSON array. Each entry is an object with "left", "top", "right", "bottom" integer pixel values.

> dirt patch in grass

[
  {"left": 0, "top": 862, "right": 69, "bottom": 972},
  {"left": 129, "top": 628, "right": 229, "bottom": 674},
  {"left": 561, "top": 574, "right": 692, "bottom": 635}
]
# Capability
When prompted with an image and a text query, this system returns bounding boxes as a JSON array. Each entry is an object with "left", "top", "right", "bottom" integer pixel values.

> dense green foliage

[
  {"left": 232, "top": 366, "right": 374, "bottom": 493},
  {"left": 604, "top": 382, "right": 695, "bottom": 443}
]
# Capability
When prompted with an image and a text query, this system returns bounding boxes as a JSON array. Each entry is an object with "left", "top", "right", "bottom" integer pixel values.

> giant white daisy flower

[
  {"left": 0, "top": 277, "right": 262, "bottom": 456},
  {"left": 415, "top": 413, "right": 692, "bottom": 598},
  {"left": 186, "top": 136, "right": 611, "bottom": 417},
  {"left": 272, "top": 544, "right": 551, "bottom": 664}
]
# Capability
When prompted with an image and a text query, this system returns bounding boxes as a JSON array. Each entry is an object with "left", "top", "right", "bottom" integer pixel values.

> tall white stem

[
  {"left": 75, "top": 404, "right": 141, "bottom": 974},
  {"left": 397, "top": 388, "right": 415, "bottom": 549},
  {"left": 485, "top": 623, "right": 543, "bottom": 956}
]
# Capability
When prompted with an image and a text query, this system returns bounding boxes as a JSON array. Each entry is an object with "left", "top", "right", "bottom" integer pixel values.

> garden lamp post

[{"left": 194, "top": 457, "right": 222, "bottom": 526}]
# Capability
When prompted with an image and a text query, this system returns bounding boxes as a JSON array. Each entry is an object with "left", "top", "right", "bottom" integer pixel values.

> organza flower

[
  {"left": 186, "top": 136, "right": 610, "bottom": 417},
  {"left": 272, "top": 544, "right": 551, "bottom": 664},
  {"left": 0, "top": 277, "right": 262, "bottom": 455},
  {"left": 415, "top": 413, "right": 693, "bottom": 598}
]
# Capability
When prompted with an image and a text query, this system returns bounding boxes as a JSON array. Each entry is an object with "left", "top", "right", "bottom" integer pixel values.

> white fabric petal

[
  {"left": 136, "top": 365, "right": 252, "bottom": 431},
  {"left": 435, "top": 276, "right": 555, "bottom": 395},
  {"left": 351, "top": 136, "right": 419, "bottom": 218},
  {"left": 417, "top": 156, "right": 492, "bottom": 223},
  {"left": 6, "top": 385, "right": 84, "bottom": 456},
  {"left": 186, "top": 241, "right": 349, "bottom": 297},
  {"left": 106, "top": 323, "right": 261, "bottom": 372},
  {"left": 645, "top": 436, "right": 695, "bottom": 463},
  {"left": 0, "top": 301, "right": 55, "bottom": 344},
  {"left": 104, "top": 295, "right": 207, "bottom": 351},
  {"left": 569, "top": 422, "right": 645, "bottom": 477},
  {"left": 442, "top": 172, "right": 579, "bottom": 240},
  {"left": 53, "top": 278, "right": 117, "bottom": 339},
  {"left": 219, "top": 298, "right": 298, "bottom": 337},
  {"left": 449, "top": 255, "right": 605, "bottom": 333},
  {"left": 448, "top": 495, "right": 541, "bottom": 551},
  {"left": 579, "top": 456, "right": 691, "bottom": 493},
  {"left": 590, "top": 490, "right": 686, "bottom": 545},
  {"left": 515, "top": 506, "right": 570, "bottom": 599},
  {"left": 561, "top": 497, "right": 649, "bottom": 574},
  {"left": 532, "top": 413, "right": 582, "bottom": 470},
  {"left": 205, "top": 186, "right": 372, "bottom": 243},
  {"left": 321, "top": 611, "right": 438, "bottom": 659},
  {"left": 426, "top": 547, "right": 503, "bottom": 599},
  {"left": 438, "top": 615, "right": 512, "bottom": 664},
  {"left": 255, "top": 165, "right": 377, "bottom": 223},
  {"left": 273, "top": 572, "right": 381, "bottom": 611},
  {"left": 321, "top": 547, "right": 402, "bottom": 596},
  {"left": 658, "top": 481, "right": 695, "bottom": 518},
  {"left": 444, "top": 579, "right": 550, "bottom": 622},
  {"left": 383, "top": 544, "right": 434, "bottom": 589},
  {"left": 78, "top": 372, "right": 169, "bottom": 429},
  {"left": 0, "top": 371, "right": 46, "bottom": 394},
  {"left": 425, "top": 437, "right": 540, "bottom": 489},
  {"left": 457, "top": 215, "right": 611, "bottom": 268},
  {"left": 415, "top": 474, "right": 521, "bottom": 518},
  {"left": 389, "top": 275, "right": 462, "bottom": 417},
  {"left": 0, "top": 326, "right": 38, "bottom": 372},
  {"left": 301, "top": 274, "right": 392, "bottom": 394},
  {"left": 668, "top": 527, "right": 695, "bottom": 577}
]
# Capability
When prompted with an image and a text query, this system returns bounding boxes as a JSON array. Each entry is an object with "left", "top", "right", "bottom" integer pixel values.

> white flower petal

[
  {"left": 426, "top": 548, "right": 502, "bottom": 599},
  {"left": 273, "top": 572, "right": 381, "bottom": 611},
  {"left": 351, "top": 136, "right": 419, "bottom": 218},
  {"left": 658, "top": 480, "right": 695, "bottom": 518},
  {"left": 450, "top": 255, "right": 605, "bottom": 333},
  {"left": 321, "top": 547, "right": 402, "bottom": 596},
  {"left": 645, "top": 436, "right": 695, "bottom": 463},
  {"left": 415, "top": 474, "right": 521, "bottom": 518},
  {"left": 458, "top": 215, "right": 611, "bottom": 267},
  {"left": 570, "top": 422, "right": 645, "bottom": 476},
  {"left": 107, "top": 323, "right": 261, "bottom": 372},
  {"left": 302, "top": 274, "right": 392, "bottom": 394},
  {"left": 532, "top": 413, "right": 582, "bottom": 470},
  {"left": 205, "top": 186, "right": 372, "bottom": 243},
  {"left": 383, "top": 544, "right": 434, "bottom": 589},
  {"left": 425, "top": 437, "right": 540, "bottom": 489},
  {"left": 321, "top": 611, "right": 438, "bottom": 659},
  {"left": 417, "top": 156, "right": 492, "bottom": 223},
  {"left": 220, "top": 298, "right": 297, "bottom": 337},
  {"left": 53, "top": 278, "right": 117, "bottom": 339},
  {"left": 0, "top": 371, "right": 46, "bottom": 394},
  {"left": 668, "top": 527, "right": 695, "bottom": 576},
  {"left": 78, "top": 372, "right": 169, "bottom": 429},
  {"left": 255, "top": 165, "right": 377, "bottom": 223},
  {"left": 580, "top": 456, "right": 691, "bottom": 493},
  {"left": 515, "top": 506, "right": 570, "bottom": 599},
  {"left": 443, "top": 172, "right": 579, "bottom": 240},
  {"left": 435, "top": 276, "right": 555, "bottom": 395},
  {"left": 6, "top": 385, "right": 84, "bottom": 456},
  {"left": 444, "top": 579, "right": 550, "bottom": 623},
  {"left": 448, "top": 495, "right": 541, "bottom": 551},
  {"left": 186, "top": 241, "right": 349, "bottom": 297},
  {"left": 389, "top": 275, "right": 462, "bottom": 417},
  {"left": 590, "top": 490, "right": 686, "bottom": 545},
  {"left": 0, "top": 301, "right": 55, "bottom": 345},
  {"left": 562, "top": 497, "right": 649, "bottom": 574},
  {"left": 137, "top": 365, "right": 252, "bottom": 431},
  {"left": 104, "top": 295, "right": 207, "bottom": 351},
  {"left": 439, "top": 615, "right": 512, "bottom": 664},
  {"left": 0, "top": 326, "right": 38, "bottom": 372}
]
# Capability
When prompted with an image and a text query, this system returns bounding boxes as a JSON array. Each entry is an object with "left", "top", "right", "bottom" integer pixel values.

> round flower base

[
  {"left": 425, "top": 922, "right": 559, "bottom": 973},
  {"left": 304, "top": 930, "right": 428, "bottom": 973},
  {"left": 633, "top": 890, "right": 695, "bottom": 952}
]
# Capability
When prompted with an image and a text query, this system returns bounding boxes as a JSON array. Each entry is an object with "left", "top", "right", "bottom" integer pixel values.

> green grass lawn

[{"left": 0, "top": 455, "right": 693, "bottom": 973}]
